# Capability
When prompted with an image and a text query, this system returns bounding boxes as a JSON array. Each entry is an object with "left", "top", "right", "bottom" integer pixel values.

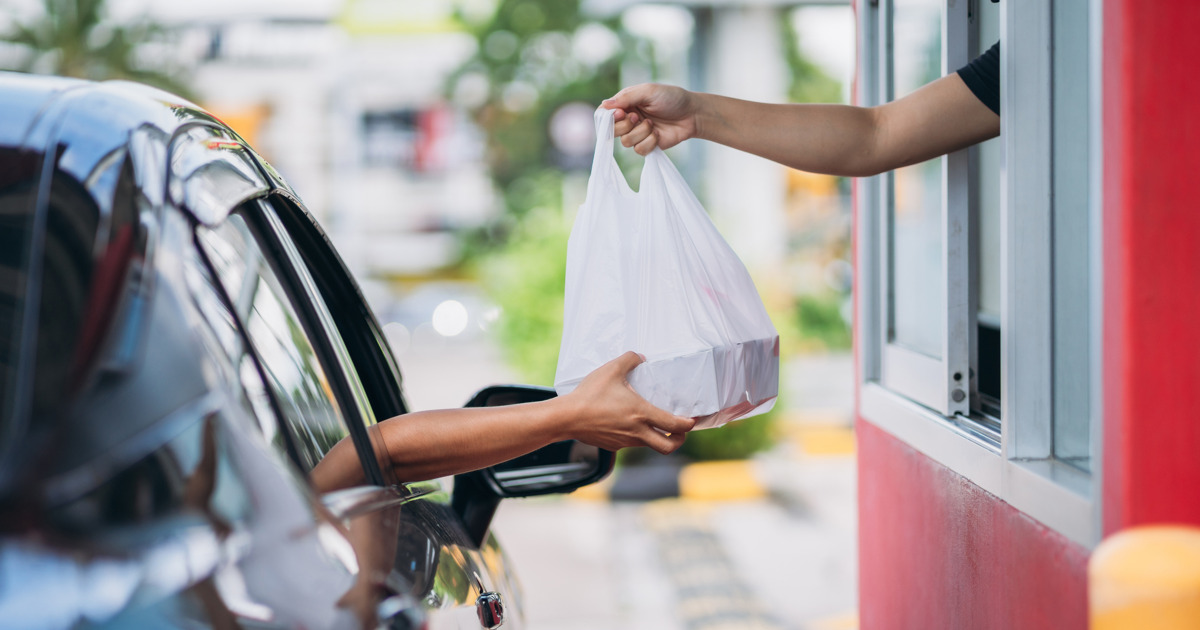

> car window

[
  {"left": 182, "top": 242, "right": 293, "bottom": 458},
  {"left": 1, "top": 138, "right": 147, "bottom": 490},
  {"left": 0, "top": 144, "right": 43, "bottom": 442},
  {"left": 253, "top": 199, "right": 396, "bottom": 488},
  {"left": 197, "top": 213, "right": 349, "bottom": 474}
]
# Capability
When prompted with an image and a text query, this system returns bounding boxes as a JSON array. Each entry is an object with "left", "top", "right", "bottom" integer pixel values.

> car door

[{"left": 196, "top": 195, "right": 523, "bottom": 629}]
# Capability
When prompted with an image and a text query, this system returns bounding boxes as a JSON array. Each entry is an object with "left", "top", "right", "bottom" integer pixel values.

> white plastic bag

[{"left": 554, "top": 108, "right": 779, "bottom": 430}]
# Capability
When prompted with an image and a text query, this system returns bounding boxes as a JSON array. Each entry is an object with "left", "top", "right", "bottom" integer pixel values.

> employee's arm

[{"left": 604, "top": 74, "right": 999, "bottom": 177}]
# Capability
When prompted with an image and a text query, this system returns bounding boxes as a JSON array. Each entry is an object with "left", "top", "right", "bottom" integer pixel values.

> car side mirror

[
  {"left": 451, "top": 385, "right": 616, "bottom": 547},
  {"left": 465, "top": 385, "right": 615, "bottom": 498}
]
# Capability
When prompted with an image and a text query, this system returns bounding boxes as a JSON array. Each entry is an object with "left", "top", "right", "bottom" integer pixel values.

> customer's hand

[
  {"left": 560, "top": 351, "right": 695, "bottom": 454},
  {"left": 602, "top": 83, "right": 699, "bottom": 155}
]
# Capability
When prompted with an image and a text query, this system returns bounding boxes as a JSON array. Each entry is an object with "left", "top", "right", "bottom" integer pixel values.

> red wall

[
  {"left": 857, "top": 421, "right": 1090, "bottom": 629},
  {"left": 1101, "top": 0, "right": 1200, "bottom": 534}
]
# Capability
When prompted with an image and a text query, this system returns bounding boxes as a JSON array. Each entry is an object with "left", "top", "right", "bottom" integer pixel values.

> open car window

[
  {"left": 197, "top": 212, "right": 350, "bottom": 474},
  {"left": 195, "top": 199, "right": 391, "bottom": 489}
]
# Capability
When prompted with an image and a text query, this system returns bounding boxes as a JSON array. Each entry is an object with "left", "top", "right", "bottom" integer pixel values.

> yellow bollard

[{"left": 1090, "top": 525, "right": 1200, "bottom": 629}]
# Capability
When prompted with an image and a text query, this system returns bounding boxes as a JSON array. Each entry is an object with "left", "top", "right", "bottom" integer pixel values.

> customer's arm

[
  {"left": 604, "top": 73, "right": 999, "bottom": 177},
  {"left": 311, "top": 351, "right": 693, "bottom": 490}
]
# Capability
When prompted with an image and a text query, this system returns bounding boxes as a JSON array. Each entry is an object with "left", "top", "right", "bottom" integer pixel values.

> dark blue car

[{"left": 0, "top": 72, "right": 612, "bottom": 629}]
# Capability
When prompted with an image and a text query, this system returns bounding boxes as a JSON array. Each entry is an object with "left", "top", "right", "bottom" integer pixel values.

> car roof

[
  {"left": 0, "top": 71, "right": 285, "bottom": 205},
  {"left": 0, "top": 73, "right": 80, "bottom": 149},
  {"left": 0, "top": 72, "right": 198, "bottom": 152}
]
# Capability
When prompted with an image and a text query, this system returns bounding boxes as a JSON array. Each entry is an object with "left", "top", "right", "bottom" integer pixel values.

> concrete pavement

[{"left": 492, "top": 438, "right": 858, "bottom": 630}]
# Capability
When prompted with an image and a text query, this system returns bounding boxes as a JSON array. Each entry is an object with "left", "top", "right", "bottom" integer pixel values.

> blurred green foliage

[
  {"left": 475, "top": 192, "right": 571, "bottom": 386},
  {"left": 2, "top": 0, "right": 194, "bottom": 99},
  {"left": 782, "top": 16, "right": 843, "bottom": 105},
  {"left": 795, "top": 292, "right": 853, "bottom": 351},
  {"left": 451, "top": 0, "right": 643, "bottom": 203},
  {"left": 678, "top": 404, "right": 780, "bottom": 461}
]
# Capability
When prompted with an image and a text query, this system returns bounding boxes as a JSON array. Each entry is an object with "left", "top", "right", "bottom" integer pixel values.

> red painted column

[{"left": 1102, "top": 0, "right": 1200, "bottom": 533}]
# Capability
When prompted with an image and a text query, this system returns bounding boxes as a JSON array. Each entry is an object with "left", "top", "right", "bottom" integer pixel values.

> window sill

[{"left": 860, "top": 382, "right": 1098, "bottom": 548}]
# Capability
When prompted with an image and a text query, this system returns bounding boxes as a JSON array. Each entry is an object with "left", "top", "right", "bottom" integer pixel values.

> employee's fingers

[
  {"left": 613, "top": 112, "right": 639, "bottom": 137},
  {"left": 634, "top": 131, "right": 658, "bottom": 156},
  {"left": 602, "top": 84, "right": 653, "bottom": 114},
  {"left": 621, "top": 118, "right": 653, "bottom": 149}
]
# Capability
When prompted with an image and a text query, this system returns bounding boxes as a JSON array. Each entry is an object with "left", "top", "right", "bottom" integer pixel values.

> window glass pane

[
  {"left": 0, "top": 146, "right": 41, "bottom": 433},
  {"left": 199, "top": 215, "right": 348, "bottom": 473},
  {"left": 1052, "top": 0, "right": 1092, "bottom": 471},
  {"left": 977, "top": 137, "right": 1001, "bottom": 323},
  {"left": 183, "top": 245, "right": 289, "bottom": 455},
  {"left": 889, "top": 0, "right": 943, "bottom": 358},
  {"left": 976, "top": 131, "right": 1001, "bottom": 411},
  {"left": 974, "top": 0, "right": 1003, "bottom": 413},
  {"left": 976, "top": 1, "right": 1002, "bottom": 324}
]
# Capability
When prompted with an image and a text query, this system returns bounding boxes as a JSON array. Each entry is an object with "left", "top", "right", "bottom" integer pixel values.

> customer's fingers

[
  {"left": 645, "top": 428, "right": 688, "bottom": 455},
  {"left": 653, "top": 413, "right": 695, "bottom": 435},
  {"left": 611, "top": 350, "right": 646, "bottom": 377}
]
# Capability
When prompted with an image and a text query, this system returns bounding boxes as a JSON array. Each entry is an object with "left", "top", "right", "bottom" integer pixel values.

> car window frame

[
  {"left": 264, "top": 193, "right": 409, "bottom": 486},
  {"left": 193, "top": 197, "right": 387, "bottom": 488},
  {"left": 264, "top": 193, "right": 409, "bottom": 422},
  {"left": 182, "top": 227, "right": 310, "bottom": 471}
]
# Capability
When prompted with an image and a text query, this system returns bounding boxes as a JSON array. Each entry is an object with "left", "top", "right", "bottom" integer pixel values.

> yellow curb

[
  {"left": 790, "top": 424, "right": 856, "bottom": 456},
  {"left": 678, "top": 460, "right": 766, "bottom": 502},
  {"left": 810, "top": 611, "right": 859, "bottom": 630}
]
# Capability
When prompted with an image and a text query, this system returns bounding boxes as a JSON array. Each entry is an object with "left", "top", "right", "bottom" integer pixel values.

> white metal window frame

[
  {"left": 876, "top": 0, "right": 972, "bottom": 418},
  {"left": 855, "top": 0, "right": 1104, "bottom": 548}
]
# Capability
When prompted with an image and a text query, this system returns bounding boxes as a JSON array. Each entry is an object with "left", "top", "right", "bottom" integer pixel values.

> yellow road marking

[
  {"left": 783, "top": 422, "right": 856, "bottom": 456},
  {"left": 678, "top": 460, "right": 766, "bottom": 501}
]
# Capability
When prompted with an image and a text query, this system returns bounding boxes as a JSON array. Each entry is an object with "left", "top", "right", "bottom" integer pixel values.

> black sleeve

[{"left": 956, "top": 42, "right": 1000, "bottom": 115}]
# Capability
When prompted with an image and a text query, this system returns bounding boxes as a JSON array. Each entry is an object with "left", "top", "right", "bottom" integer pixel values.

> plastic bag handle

[
  {"left": 590, "top": 107, "right": 636, "bottom": 196},
  {"left": 588, "top": 108, "right": 688, "bottom": 202}
]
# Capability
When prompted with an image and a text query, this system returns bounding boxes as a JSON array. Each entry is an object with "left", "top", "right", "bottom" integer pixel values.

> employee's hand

[
  {"left": 603, "top": 83, "right": 699, "bottom": 155},
  {"left": 561, "top": 351, "right": 695, "bottom": 454}
]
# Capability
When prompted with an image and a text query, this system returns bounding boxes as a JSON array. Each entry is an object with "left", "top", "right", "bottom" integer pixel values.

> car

[{"left": 0, "top": 71, "right": 613, "bottom": 629}]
